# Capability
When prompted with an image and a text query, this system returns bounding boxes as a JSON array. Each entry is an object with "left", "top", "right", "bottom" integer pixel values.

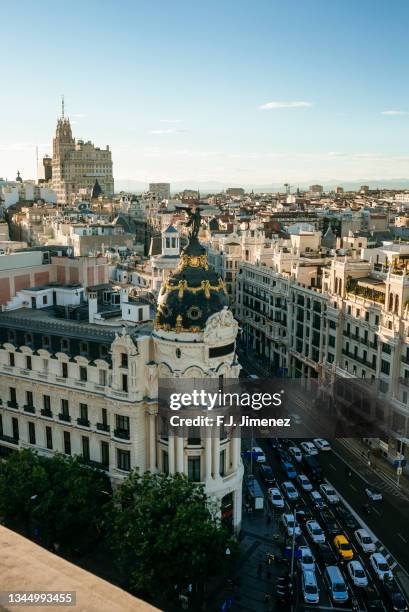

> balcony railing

[
  {"left": 81, "top": 458, "right": 109, "bottom": 471},
  {"left": 40, "top": 408, "right": 53, "bottom": 418},
  {"left": 23, "top": 405, "right": 35, "bottom": 414},
  {"left": 58, "top": 413, "right": 71, "bottom": 422},
  {"left": 97, "top": 423, "right": 110, "bottom": 432},
  {"left": 7, "top": 401, "right": 18, "bottom": 409},
  {"left": 114, "top": 428, "right": 130, "bottom": 440},
  {"left": 0, "top": 433, "right": 19, "bottom": 444},
  {"left": 77, "top": 418, "right": 90, "bottom": 427}
]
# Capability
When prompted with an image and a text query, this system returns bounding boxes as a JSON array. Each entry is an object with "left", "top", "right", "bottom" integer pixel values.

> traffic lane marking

[{"left": 397, "top": 532, "right": 408, "bottom": 544}]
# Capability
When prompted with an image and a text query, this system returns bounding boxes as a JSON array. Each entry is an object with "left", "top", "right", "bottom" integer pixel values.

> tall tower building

[{"left": 51, "top": 101, "right": 114, "bottom": 205}]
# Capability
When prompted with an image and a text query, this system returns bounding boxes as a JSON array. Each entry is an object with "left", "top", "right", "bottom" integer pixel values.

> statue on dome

[{"left": 181, "top": 205, "right": 202, "bottom": 241}]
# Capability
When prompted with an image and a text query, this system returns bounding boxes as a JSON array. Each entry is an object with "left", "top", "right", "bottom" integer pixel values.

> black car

[
  {"left": 315, "top": 542, "right": 338, "bottom": 566},
  {"left": 382, "top": 579, "right": 409, "bottom": 612},
  {"left": 363, "top": 586, "right": 385, "bottom": 611},
  {"left": 319, "top": 509, "right": 342, "bottom": 535},
  {"left": 259, "top": 463, "right": 275, "bottom": 486},
  {"left": 335, "top": 505, "right": 359, "bottom": 531},
  {"left": 278, "top": 448, "right": 291, "bottom": 463}
]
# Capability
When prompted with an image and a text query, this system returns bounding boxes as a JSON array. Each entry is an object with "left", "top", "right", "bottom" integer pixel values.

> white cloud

[
  {"left": 150, "top": 128, "right": 187, "bottom": 135},
  {"left": 381, "top": 110, "right": 409, "bottom": 116},
  {"left": 159, "top": 119, "right": 183, "bottom": 124},
  {"left": 258, "top": 100, "right": 313, "bottom": 110}
]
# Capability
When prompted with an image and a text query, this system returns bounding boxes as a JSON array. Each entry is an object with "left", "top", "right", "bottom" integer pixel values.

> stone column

[
  {"left": 205, "top": 434, "right": 212, "bottom": 480},
  {"left": 149, "top": 411, "right": 156, "bottom": 472},
  {"left": 212, "top": 430, "right": 220, "bottom": 478},
  {"left": 231, "top": 435, "right": 240, "bottom": 471},
  {"left": 168, "top": 435, "right": 175, "bottom": 474},
  {"left": 176, "top": 435, "right": 184, "bottom": 473}
]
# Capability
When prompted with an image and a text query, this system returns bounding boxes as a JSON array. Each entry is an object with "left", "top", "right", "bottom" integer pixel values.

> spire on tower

[{"left": 61, "top": 94, "right": 65, "bottom": 119}]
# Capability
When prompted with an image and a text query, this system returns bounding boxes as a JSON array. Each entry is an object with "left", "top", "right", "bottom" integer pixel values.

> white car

[
  {"left": 281, "top": 513, "right": 301, "bottom": 537},
  {"left": 298, "top": 546, "right": 315, "bottom": 572},
  {"left": 302, "top": 569, "right": 319, "bottom": 604},
  {"left": 320, "top": 483, "right": 340, "bottom": 505},
  {"left": 370, "top": 553, "right": 393, "bottom": 581},
  {"left": 297, "top": 473, "right": 313, "bottom": 492},
  {"left": 313, "top": 438, "right": 331, "bottom": 451},
  {"left": 251, "top": 446, "right": 266, "bottom": 463},
  {"left": 289, "top": 413, "right": 302, "bottom": 425},
  {"left": 310, "top": 490, "right": 326, "bottom": 510},
  {"left": 347, "top": 560, "right": 368, "bottom": 588},
  {"left": 365, "top": 487, "right": 383, "bottom": 502},
  {"left": 306, "top": 520, "right": 326, "bottom": 543},
  {"left": 289, "top": 446, "right": 303, "bottom": 463},
  {"left": 355, "top": 529, "right": 376, "bottom": 554},
  {"left": 300, "top": 441, "right": 318, "bottom": 456},
  {"left": 282, "top": 480, "right": 299, "bottom": 501},
  {"left": 268, "top": 487, "right": 285, "bottom": 509}
]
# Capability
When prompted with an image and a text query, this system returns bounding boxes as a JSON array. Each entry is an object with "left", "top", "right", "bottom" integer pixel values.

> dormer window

[
  {"left": 61, "top": 338, "right": 70, "bottom": 352},
  {"left": 24, "top": 333, "right": 33, "bottom": 347},
  {"left": 121, "top": 353, "right": 128, "bottom": 368}
]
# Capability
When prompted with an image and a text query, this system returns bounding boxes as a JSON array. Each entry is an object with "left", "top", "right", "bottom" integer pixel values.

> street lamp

[{"left": 290, "top": 510, "right": 301, "bottom": 580}]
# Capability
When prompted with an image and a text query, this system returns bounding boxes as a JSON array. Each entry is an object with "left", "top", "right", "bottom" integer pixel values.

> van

[{"left": 324, "top": 566, "right": 348, "bottom": 603}]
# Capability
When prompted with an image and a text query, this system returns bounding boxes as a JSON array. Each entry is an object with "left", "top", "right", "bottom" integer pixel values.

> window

[
  {"left": 82, "top": 436, "right": 90, "bottom": 461},
  {"left": 328, "top": 335, "right": 336, "bottom": 348},
  {"left": 138, "top": 308, "right": 143, "bottom": 322},
  {"left": 26, "top": 356, "right": 32, "bottom": 370},
  {"left": 188, "top": 456, "right": 201, "bottom": 482},
  {"left": 381, "top": 360, "right": 390, "bottom": 375},
  {"left": 365, "top": 312, "right": 369, "bottom": 322},
  {"left": 80, "top": 403, "right": 88, "bottom": 421},
  {"left": 101, "top": 440, "right": 109, "bottom": 466},
  {"left": 61, "top": 338, "right": 70, "bottom": 351},
  {"left": 116, "top": 414, "right": 129, "bottom": 432},
  {"left": 63, "top": 431, "right": 71, "bottom": 455},
  {"left": 117, "top": 449, "right": 131, "bottom": 471},
  {"left": 99, "top": 369, "right": 107, "bottom": 385},
  {"left": 122, "top": 374, "right": 128, "bottom": 392},
  {"left": 43, "top": 336, "right": 50, "bottom": 348},
  {"left": 61, "top": 399, "right": 69, "bottom": 417},
  {"left": 209, "top": 343, "right": 235, "bottom": 358},
  {"left": 28, "top": 422, "right": 36, "bottom": 445},
  {"left": 79, "top": 366, "right": 87, "bottom": 382},
  {"left": 43, "top": 395, "right": 51, "bottom": 410},
  {"left": 9, "top": 353, "right": 15, "bottom": 367},
  {"left": 121, "top": 353, "right": 128, "bottom": 368},
  {"left": 42, "top": 295, "right": 48, "bottom": 305},
  {"left": 26, "top": 391, "right": 33, "bottom": 406},
  {"left": 12, "top": 417, "right": 19, "bottom": 440},
  {"left": 80, "top": 342, "right": 88, "bottom": 355},
  {"left": 45, "top": 426, "right": 53, "bottom": 450},
  {"left": 0, "top": 415, "right": 2, "bottom": 436},
  {"left": 101, "top": 408, "right": 108, "bottom": 426},
  {"left": 162, "top": 451, "right": 169, "bottom": 474},
  {"left": 220, "top": 450, "right": 226, "bottom": 476},
  {"left": 62, "top": 362, "right": 68, "bottom": 378}
]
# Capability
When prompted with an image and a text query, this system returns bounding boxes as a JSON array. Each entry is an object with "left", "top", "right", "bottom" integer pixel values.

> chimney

[{"left": 88, "top": 291, "right": 98, "bottom": 323}]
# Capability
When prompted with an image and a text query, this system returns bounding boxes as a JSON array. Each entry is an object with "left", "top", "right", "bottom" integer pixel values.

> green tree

[
  {"left": 108, "top": 471, "right": 236, "bottom": 603},
  {"left": 0, "top": 450, "right": 112, "bottom": 552}
]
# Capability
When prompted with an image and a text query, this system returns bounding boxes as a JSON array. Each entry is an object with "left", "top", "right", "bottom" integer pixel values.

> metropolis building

[{"left": 0, "top": 228, "right": 243, "bottom": 531}]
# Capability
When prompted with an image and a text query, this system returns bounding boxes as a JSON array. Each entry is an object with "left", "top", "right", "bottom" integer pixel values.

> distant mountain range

[{"left": 115, "top": 178, "right": 409, "bottom": 194}]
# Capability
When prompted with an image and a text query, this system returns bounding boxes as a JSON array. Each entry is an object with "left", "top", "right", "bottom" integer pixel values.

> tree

[
  {"left": 0, "top": 450, "right": 112, "bottom": 552},
  {"left": 108, "top": 471, "right": 236, "bottom": 603}
]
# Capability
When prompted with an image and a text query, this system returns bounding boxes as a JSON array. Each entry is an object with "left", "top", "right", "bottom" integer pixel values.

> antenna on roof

[{"left": 61, "top": 94, "right": 65, "bottom": 119}]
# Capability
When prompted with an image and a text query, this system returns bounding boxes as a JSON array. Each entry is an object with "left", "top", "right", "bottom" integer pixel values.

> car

[
  {"left": 324, "top": 566, "right": 349, "bottom": 604},
  {"left": 300, "top": 441, "right": 318, "bottom": 456},
  {"left": 355, "top": 528, "right": 376, "bottom": 553},
  {"left": 297, "top": 474, "right": 313, "bottom": 491},
  {"left": 282, "top": 481, "right": 299, "bottom": 501},
  {"left": 365, "top": 487, "right": 383, "bottom": 502},
  {"left": 301, "top": 569, "right": 320, "bottom": 604},
  {"left": 319, "top": 510, "right": 342, "bottom": 535},
  {"left": 310, "top": 490, "right": 326, "bottom": 510},
  {"left": 316, "top": 542, "right": 338, "bottom": 566},
  {"left": 363, "top": 586, "right": 385, "bottom": 611},
  {"left": 259, "top": 463, "right": 275, "bottom": 485},
  {"left": 282, "top": 461, "right": 297, "bottom": 479},
  {"left": 313, "top": 438, "right": 331, "bottom": 451},
  {"left": 278, "top": 448, "right": 291, "bottom": 462},
  {"left": 251, "top": 446, "right": 266, "bottom": 463},
  {"left": 334, "top": 535, "right": 354, "bottom": 560},
  {"left": 335, "top": 505, "right": 359, "bottom": 530},
  {"left": 382, "top": 579, "right": 409, "bottom": 611},
  {"left": 306, "top": 520, "right": 326, "bottom": 543},
  {"left": 320, "top": 483, "right": 340, "bottom": 505},
  {"left": 370, "top": 552, "right": 393, "bottom": 581},
  {"left": 281, "top": 513, "right": 301, "bottom": 537},
  {"left": 298, "top": 546, "right": 316, "bottom": 572},
  {"left": 293, "top": 504, "right": 313, "bottom": 525},
  {"left": 268, "top": 486, "right": 285, "bottom": 509},
  {"left": 347, "top": 560, "right": 368, "bottom": 587},
  {"left": 289, "top": 446, "right": 303, "bottom": 463}
]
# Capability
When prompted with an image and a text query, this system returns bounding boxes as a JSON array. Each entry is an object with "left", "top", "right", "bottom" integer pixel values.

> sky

[{"left": 2, "top": 0, "right": 409, "bottom": 188}]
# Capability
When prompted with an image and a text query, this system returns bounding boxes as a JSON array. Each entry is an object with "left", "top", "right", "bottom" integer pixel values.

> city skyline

[{"left": 2, "top": 0, "right": 409, "bottom": 185}]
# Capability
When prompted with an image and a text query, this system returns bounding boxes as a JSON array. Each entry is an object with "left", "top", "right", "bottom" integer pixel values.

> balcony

[
  {"left": 114, "top": 428, "right": 130, "bottom": 440},
  {"left": 370, "top": 341, "right": 378, "bottom": 350},
  {"left": 400, "top": 377, "right": 409, "bottom": 388},
  {"left": 97, "top": 423, "right": 110, "bottom": 433},
  {"left": 81, "top": 458, "right": 109, "bottom": 471},
  {"left": 58, "top": 413, "right": 71, "bottom": 423},
  {"left": 0, "top": 433, "right": 19, "bottom": 445},
  {"left": 401, "top": 356, "right": 409, "bottom": 366},
  {"left": 40, "top": 408, "right": 53, "bottom": 418},
  {"left": 23, "top": 405, "right": 35, "bottom": 414},
  {"left": 77, "top": 418, "right": 90, "bottom": 428},
  {"left": 7, "top": 401, "right": 18, "bottom": 409}
]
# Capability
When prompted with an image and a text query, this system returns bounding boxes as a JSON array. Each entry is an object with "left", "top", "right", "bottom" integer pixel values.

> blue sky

[{"left": 2, "top": 0, "right": 409, "bottom": 186}]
